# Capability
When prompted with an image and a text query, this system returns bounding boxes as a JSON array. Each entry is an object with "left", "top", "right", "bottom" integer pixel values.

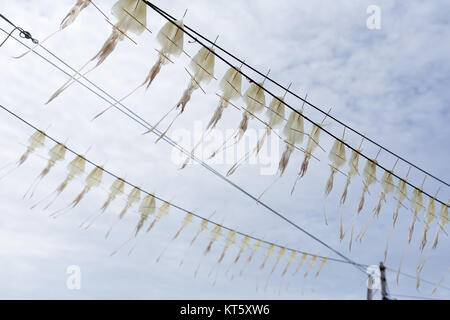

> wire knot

[{"left": 18, "top": 28, "right": 38, "bottom": 44}]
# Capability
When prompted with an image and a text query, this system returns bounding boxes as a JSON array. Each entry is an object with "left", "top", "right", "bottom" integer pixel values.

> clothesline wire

[
  {"left": 142, "top": 0, "right": 449, "bottom": 189},
  {"left": 0, "top": 102, "right": 361, "bottom": 267},
  {"left": 142, "top": 1, "right": 449, "bottom": 207},
  {"left": 4, "top": 103, "right": 449, "bottom": 295},
  {"left": 0, "top": 26, "right": 367, "bottom": 274}
]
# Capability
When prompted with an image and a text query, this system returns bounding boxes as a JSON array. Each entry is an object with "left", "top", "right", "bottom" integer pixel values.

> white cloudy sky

[{"left": 0, "top": 0, "right": 449, "bottom": 300}]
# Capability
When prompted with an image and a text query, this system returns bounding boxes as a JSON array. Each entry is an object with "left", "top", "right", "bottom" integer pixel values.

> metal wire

[
  {"left": 143, "top": 0, "right": 449, "bottom": 189},
  {"left": 0, "top": 102, "right": 361, "bottom": 267},
  {"left": 0, "top": 26, "right": 367, "bottom": 274},
  {"left": 142, "top": 1, "right": 449, "bottom": 207}
]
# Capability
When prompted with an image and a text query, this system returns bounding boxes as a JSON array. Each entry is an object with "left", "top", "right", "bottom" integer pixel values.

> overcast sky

[{"left": 0, "top": 0, "right": 449, "bottom": 300}]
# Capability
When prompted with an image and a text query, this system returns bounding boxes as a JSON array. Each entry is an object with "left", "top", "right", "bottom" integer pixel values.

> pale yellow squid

[
  {"left": 290, "top": 110, "right": 331, "bottom": 195},
  {"left": 321, "top": 130, "right": 347, "bottom": 225},
  {"left": 207, "top": 71, "right": 270, "bottom": 163},
  {"left": 143, "top": 36, "right": 217, "bottom": 145},
  {"left": 383, "top": 175, "right": 408, "bottom": 262},
  {"left": 194, "top": 224, "right": 223, "bottom": 278},
  {"left": 179, "top": 218, "right": 209, "bottom": 267},
  {"left": 80, "top": 177, "right": 125, "bottom": 229},
  {"left": 227, "top": 86, "right": 291, "bottom": 177},
  {"left": 23, "top": 142, "right": 66, "bottom": 200},
  {"left": 239, "top": 239, "right": 262, "bottom": 277},
  {"left": 93, "top": 11, "right": 186, "bottom": 121},
  {"left": 46, "top": 0, "right": 148, "bottom": 104},
  {"left": 356, "top": 163, "right": 396, "bottom": 242},
  {"left": 157, "top": 212, "right": 194, "bottom": 263},
  {"left": 1, "top": 130, "right": 46, "bottom": 181},
  {"left": 105, "top": 186, "right": 141, "bottom": 239},
  {"left": 432, "top": 201, "right": 449, "bottom": 249},
  {"left": 31, "top": 154, "right": 86, "bottom": 210},
  {"left": 50, "top": 165, "right": 104, "bottom": 219}
]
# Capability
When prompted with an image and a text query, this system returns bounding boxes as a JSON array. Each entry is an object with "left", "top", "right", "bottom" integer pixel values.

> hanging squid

[
  {"left": 143, "top": 17, "right": 185, "bottom": 89},
  {"left": 135, "top": 194, "right": 156, "bottom": 236},
  {"left": 173, "top": 212, "right": 194, "bottom": 241},
  {"left": 374, "top": 170, "right": 395, "bottom": 217},
  {"left": 233, "top": 235, "right": 251, "bottom": 264},
  {"left": 80, "top": 177, "right": 125, "bottom": 229},
  {"left": 179, "top": 218, "right": 209, "bottom": 267},
  {"left": 290, "top": 109, "right": 331, "bottom": 196},
  {"left": 205, "top": 225, "right": 223, "bottom": 254},
  {"left": 208, "top": 65, "right": 243, "bottom": 131},
  {"left": 23, "top": 142, "right": 66, "bottom": 199},
  {"left": 209, "top": 229, "right": 237, "bottom": 285},
  {"left": 51, "top": 165, "right": 104, "bottom": 218},
  {"left": 340, "top": 147, "right": 361, "bottom": 205},
  {"left": 217, "top": 230, "right": 236, "bottom": 264},
  {"left": 157, "top": 212, "right": 194, "bottom": 263},
  {"left": 396, "top": 186, "right": 425, "bottom": 282},
  {"left": 105, "top": 186, "right": 141, "bottom": 239},
  {"left": 290, "top": 124, "right": 322, "bottom": 195},
  {"left": 190, "top": 218, "right": 209, "bottom": 247},
  {"left": 46, "top": 0, "right": 148, "bottom": 104},
  {"left": 194, "top": 224, "right": 222, "bottom": 277},
  {"left": 324, "top": 136, "right": 347, "bottom": 196},
  {"left": 176, "top": 39, "right": 217, "bottom": 113},
  {"left": 285, "top": 252, "right": 307, "bottom": 291},
  {"left": 120, "top": 199, "right": 169, "bottom": 257},
  {"left": 384, "top": 177, "right": 408, "bottom": 261},
  {"left": 260, "top": 243, "right": 275, "bottom": 270},
  {"left": 263, "top": 246, "right": 286, "bottom": 291},
  {"left": 270, "top": 247, "right": 286, "bottom": 275},
  {"left": 236, "top": 74, "right": 269, "bottom": 142},
  {"left": 281, "top": 250, "right": 298, "bottom": 277},
  {"left": 31, "top": 154, "right": 86, "bottom": 210},
  {"left": 432, "top": 202, "right": 449, "bottom": 249},
  {"left": 14, "top": 0, "right": 92, "bottom": 59},
  {"left": 207, "top": 72, "right": 270, "bottom": 162},
  {"left": 100, "top": 178, "right": 125, "bottom": 213},
  {"left": 355, "top": 168, "right": 395, "bottom": 242},
  {"left": 315, "top": 257, "right": 327, "bottom": 277},
  {"left": 145, "top": 38, "right": 216, "bottom": 145},
  {"left": 278, "top": 104, "right": 305, "bottom": 176},
  {"left": 180, "top": 64, "right": 243, "bottom": 165},
  {"left": 120, "top": 186, "right": 141, "bottom": 219},
  {"left": 240, "top": 239, "right": 262, "bottom": 277},
  {"left": 94, "top": 13, "right": 187, "bottom": 121},
  {"left": 420, "top": 196, "right": 436, "bottom": 251},
  {"left": 227, "top": 87, "right": 288, "bottom": 177},
  {"left": 225, "top": 234, "right": 251, "bottom": 278},
  {"left": 320, "top": 134, "right": 347, "bottom": 226},
  {"left": 337, "top": 139, "right": 364, "bottom": 240},
  {"left": 408, "top": 187, "right": 424, "bottom": 243},
  {"left": 70, "top": 166, "right": 103, "bottom": 207},
  {"left": 18, "top": 130, "right": 46, "bottom": 167},
  {"left": 303, "top": 255, "right": 317, "bottom": 278},
  {"left": 357, "top": 158, "right": 377, "bottom": 214},
  {"left": 292, "top": 253, "right": 308, "bottom": 276},
  {"left": 146, "top": 201, "right": 170, "bottom": 233}
]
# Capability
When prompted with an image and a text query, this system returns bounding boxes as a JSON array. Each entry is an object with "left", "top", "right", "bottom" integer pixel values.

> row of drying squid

[
  {"left": 13, "top": 0, "right": 449, "bottom": 288},
  {"left": 3, "top": 127, "right": 330, "bottom": 289}
]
